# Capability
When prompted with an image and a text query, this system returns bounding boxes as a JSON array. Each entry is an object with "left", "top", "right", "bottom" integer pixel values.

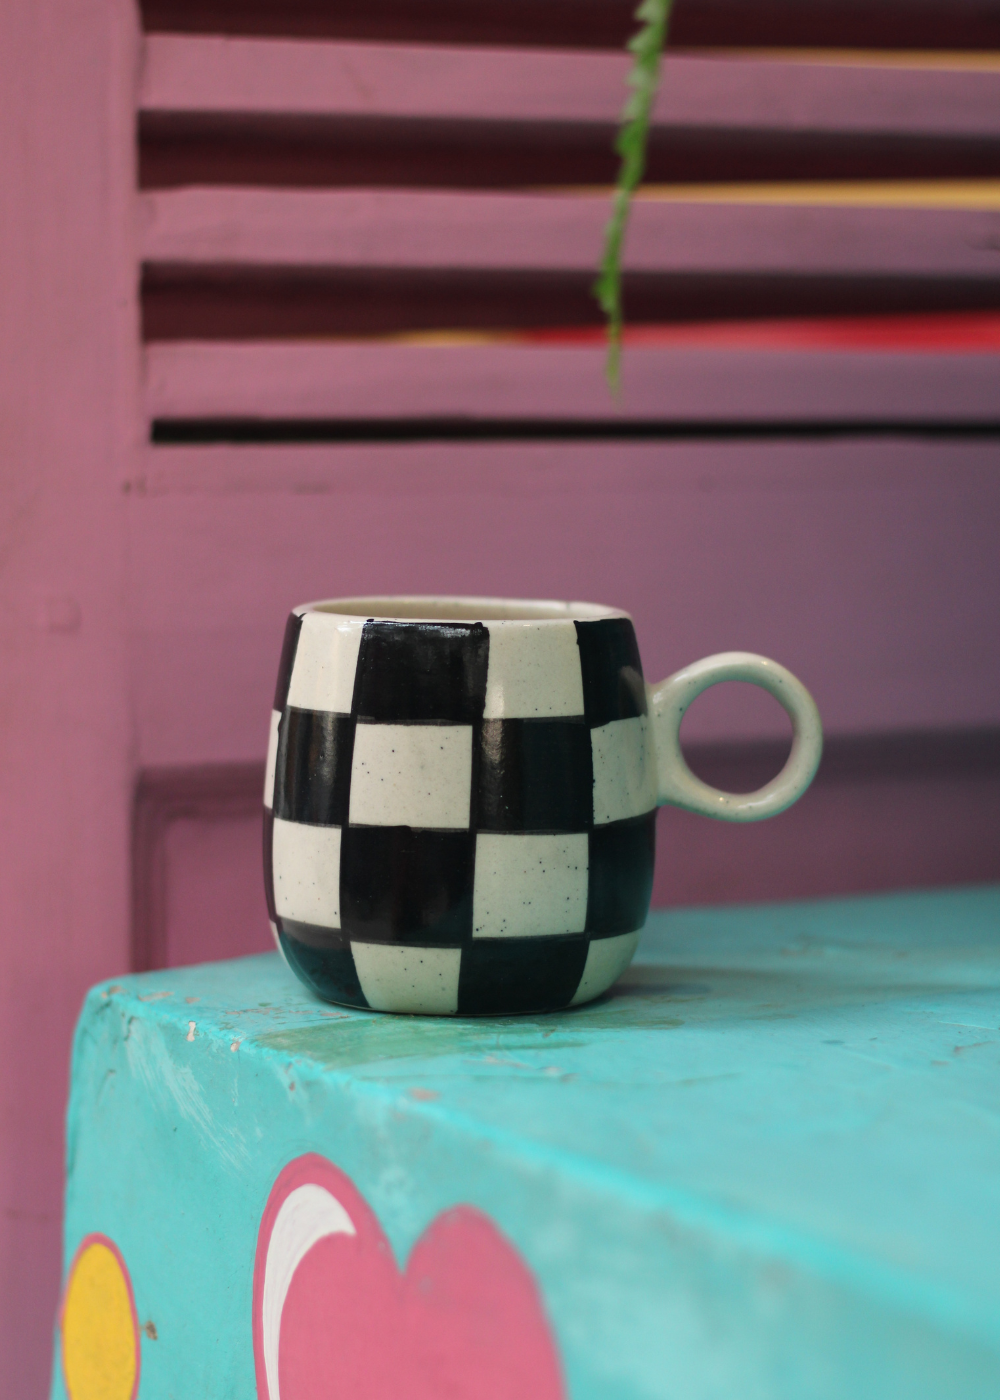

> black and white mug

[{"left": 263, "top": 597, "right": 822, "bottom": 1015}]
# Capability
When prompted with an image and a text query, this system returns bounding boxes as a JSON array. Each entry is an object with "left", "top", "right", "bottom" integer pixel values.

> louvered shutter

[{"left": 130, "top": 1, "right": 1000, "bottom": 968}]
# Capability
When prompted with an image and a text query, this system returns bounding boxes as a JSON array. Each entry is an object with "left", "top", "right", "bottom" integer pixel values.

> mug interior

[{"left": 301, "top": 596, "right": 627, "bottom": 623}]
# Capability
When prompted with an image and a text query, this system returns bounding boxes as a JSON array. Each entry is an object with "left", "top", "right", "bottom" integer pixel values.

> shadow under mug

[{"left": 263, "top": 597, "right": 822, "bottom": 1016}]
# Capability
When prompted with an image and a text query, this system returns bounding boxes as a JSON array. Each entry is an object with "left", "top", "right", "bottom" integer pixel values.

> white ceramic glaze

[
  {"left": 264, "top": 597, "right": 823, "bottom": 1014},
  {"left": 648, "top": 651, "right": 824, "bottom": 821}
]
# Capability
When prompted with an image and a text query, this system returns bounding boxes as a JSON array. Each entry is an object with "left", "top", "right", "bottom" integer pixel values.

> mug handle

[{"left": 647, "top": 652, "right": 823, "bottom": 821}]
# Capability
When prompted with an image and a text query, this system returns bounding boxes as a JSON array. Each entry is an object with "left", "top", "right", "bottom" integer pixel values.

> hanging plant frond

[{"left": 593, "top": 0, "right": 673, "bottom": 391}]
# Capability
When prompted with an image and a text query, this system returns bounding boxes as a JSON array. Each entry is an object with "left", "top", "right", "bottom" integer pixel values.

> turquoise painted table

[{"left": 53, "top": 887, "right": 1000, "bottom": 1400}]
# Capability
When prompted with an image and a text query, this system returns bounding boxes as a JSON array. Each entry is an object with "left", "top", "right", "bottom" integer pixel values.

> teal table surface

[{"left": 54, "top": 886, "right": 1000, "bottom": 1400}]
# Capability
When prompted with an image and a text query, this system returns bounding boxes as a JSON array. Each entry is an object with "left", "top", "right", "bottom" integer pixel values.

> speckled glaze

[{"left": 263, "top": 597, "right": 823, "bottom": 1014}]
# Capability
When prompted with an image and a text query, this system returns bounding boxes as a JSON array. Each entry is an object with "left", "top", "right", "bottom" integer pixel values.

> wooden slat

[
  {"left": 126, "top": 439, "right": 1000, "bottom": 766},
  {"left": 139, "top": 187, "right": 1000, "bottom": 276},
  {"left": 140, "top": 35, "right": 632, "bottom": 125},
  {"left": 140, "top": 36, "right": 1000, "bottom": 137},
  {"left": 135, "top": 743, "right": 1000, "bottom": 953},
  {"left": 144, "top": 341, "right": 1000, "bottom": 424}
]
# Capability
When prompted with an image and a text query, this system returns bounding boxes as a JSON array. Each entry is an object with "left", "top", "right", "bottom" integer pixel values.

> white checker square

[
  {"left": 286, "top": 613, "right": 364, "bottom": 714},
  {"left": 591, "top": 715, "right": 658, "bottom": 825},
  {"left": 571, "top": 931, "right": 641, "bottom": 1005},
  {"left": 473, "top": 832, "right": 588, "bottom": 938},
  {"left": 263, "top": 708, "right": 281, "bottom": 810},
  {"left": 483, "top": 621, "right": 585, "bottom": 719},
  {"left": 271, "top": 817, "right": 342, "bottom": 928},
  {"left": 352, "top": 943, "right": 461, "bottom": 1015},
  {"left": 349, "top": 723, "right": 472, "bottom": 829}
]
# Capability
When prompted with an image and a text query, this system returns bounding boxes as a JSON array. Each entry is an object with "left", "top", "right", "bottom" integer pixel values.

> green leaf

[{"left": 593, "top": 0, "right": 673, "bottom": 392}]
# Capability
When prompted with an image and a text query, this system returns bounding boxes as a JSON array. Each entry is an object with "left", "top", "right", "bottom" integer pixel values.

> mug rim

[{"left": 293, "top": 595, "right": 630, "bottom": 624}]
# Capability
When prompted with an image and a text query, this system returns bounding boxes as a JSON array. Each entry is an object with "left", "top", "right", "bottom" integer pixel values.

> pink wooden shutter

[
  {"left": 130, "top": 5, "right": 1000, "bottom": 971},
  {"left": 2, "top": 1, "right": 999, "bottom": 1390}
]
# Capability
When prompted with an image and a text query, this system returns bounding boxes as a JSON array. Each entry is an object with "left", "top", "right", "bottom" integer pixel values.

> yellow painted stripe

[
  {"left": 686, "top": 48, "right": 1000, "bottom": 72},
  {"left": 301, "top": 313, "right": 1000, "bottom": 351},
  {"left": 384, "top": 331, "right": 519, "bottom": 347},
  {"left": 554, "top": 180, "right": 1000, "bottom": 210},
  {"left": 293, "top": 311, "right": 1000, "bottom": 350}
]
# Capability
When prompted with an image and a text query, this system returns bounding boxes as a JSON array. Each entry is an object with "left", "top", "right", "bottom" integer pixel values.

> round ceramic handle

[{"left": 647, "top": 652, "right": 823, "bottom": 821}]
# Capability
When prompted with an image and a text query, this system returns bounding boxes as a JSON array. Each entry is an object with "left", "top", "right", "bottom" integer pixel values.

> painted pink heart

[{"left": 253, "top": 1154, "right": 566, "bottom": 1400}]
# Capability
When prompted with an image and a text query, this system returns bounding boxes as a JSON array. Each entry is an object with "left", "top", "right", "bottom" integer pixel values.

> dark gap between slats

[
  {"left": 139, "top": 116, "right": 1000, "bottom": 192},
  {"left": 140, "top": 0, "right": 1000, "bottom": 50},
  {"left": 141, "top": 268, "right": 1000, "bottom": 342},
  {"left": 150, "top": 419, "right": 1000, "bottom": 445}
]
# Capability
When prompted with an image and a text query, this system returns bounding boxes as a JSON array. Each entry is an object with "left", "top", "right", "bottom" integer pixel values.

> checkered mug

[{"left": 263, "top": 597, "right": 822, "bottom": 1015}]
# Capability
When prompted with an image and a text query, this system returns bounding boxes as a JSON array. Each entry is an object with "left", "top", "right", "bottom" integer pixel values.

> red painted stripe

[{"left": 520, "top": 312, "right": 1000, "bottom": 352}]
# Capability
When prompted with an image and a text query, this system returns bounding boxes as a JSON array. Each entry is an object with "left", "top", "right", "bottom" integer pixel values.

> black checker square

[
  {"left": 586, "top": 813, "right": 657, "bottom": 936},
  {"left": 274, "top": 708, "right": 355, "bottom": 827},
  {"left": 352, "top": 620, "right": 490, "bottom": 723},
  {"left": 339, "top": 826, "right": 475, "bottom": 945},
  {"left": 278, "top": 918, "right": 351, "bottom": 951},
  {"left": 273, "top": 611, "right": 303, "bottom": 711},
  {"left": 476, "top": 718, "right": 593, "bottom": 832},
  {"left": 262, "top": 809, "right": 277, "bottom": 922},
  {"left": 279, "top": 933, "right": 369, "bottom": 1008},
  {"left": 574, "top": 618, "right": 647, "bottom": 728},
  {"left": 458, "top": 935, "right": 589, "bottom": 1014}
]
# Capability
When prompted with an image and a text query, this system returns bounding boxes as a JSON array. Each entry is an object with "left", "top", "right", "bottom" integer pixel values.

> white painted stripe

[{"left": 263, "top": 1184, "right": 356, "bottom": 1400}]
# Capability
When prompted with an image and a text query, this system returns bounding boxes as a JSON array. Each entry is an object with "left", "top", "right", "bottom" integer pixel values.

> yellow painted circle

[{"left": 61, "top": 1237, "right": 138, "bottom": 1400}]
